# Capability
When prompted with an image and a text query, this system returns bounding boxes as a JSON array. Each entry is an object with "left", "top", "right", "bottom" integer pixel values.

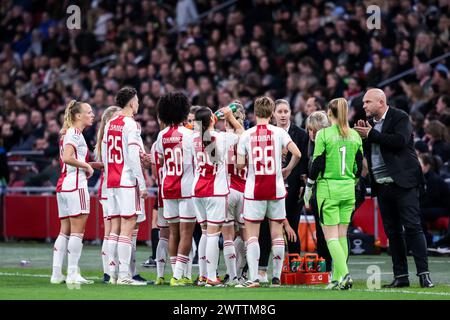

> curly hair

[{"left": 157, "top": 92, "right": 190, "bottom": 126}]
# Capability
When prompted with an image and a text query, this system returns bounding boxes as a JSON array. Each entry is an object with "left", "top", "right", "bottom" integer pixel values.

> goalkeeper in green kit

[{"left": 304, "top": 98, "right": 363, "bottom": 290}]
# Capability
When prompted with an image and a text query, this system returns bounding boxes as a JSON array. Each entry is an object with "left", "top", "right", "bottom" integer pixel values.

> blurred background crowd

[{"left": 0, "top": 0, "right": 449, "bottom": 244}]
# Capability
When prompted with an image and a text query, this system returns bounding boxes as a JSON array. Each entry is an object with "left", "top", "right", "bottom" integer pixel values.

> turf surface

[{"left": 1, "top": 242, "right": 449, "bottom": 300}]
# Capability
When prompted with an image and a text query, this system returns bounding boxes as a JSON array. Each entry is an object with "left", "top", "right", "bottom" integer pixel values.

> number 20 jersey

[
  {"left": 104, "top": 115, "right": 144, "bottom": 188},
  {"left": 155, "top": 125, "right": 194, "bottom": 199},
  {"left": 237, "top": 124, "right": 292, "bottom": 200}
]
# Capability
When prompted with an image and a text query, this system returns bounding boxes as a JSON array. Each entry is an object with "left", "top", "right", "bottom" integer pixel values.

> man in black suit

[{"left": 354, "top": 88, "right": 434, "bottom": 288}]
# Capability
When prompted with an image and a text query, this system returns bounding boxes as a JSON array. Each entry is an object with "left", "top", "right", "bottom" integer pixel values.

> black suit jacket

[
  {"left": 364, "top": 107, "right": 424, "bottom": 196},
  {"left": 284, "top": 123, "right": 309, "bottom": 193}
]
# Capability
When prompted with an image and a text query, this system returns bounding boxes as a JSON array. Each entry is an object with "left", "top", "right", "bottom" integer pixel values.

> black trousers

[{"left": 377, "top": 184, "right": 429, "bottom": 277}]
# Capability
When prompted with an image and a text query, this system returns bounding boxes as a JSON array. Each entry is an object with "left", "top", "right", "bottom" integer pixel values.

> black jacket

[
  {"left": 364, "top": 107, "right": 424, "bottom": 196},
  {"left": 283, "top": 123, "right": 309, "bottom": 192}
]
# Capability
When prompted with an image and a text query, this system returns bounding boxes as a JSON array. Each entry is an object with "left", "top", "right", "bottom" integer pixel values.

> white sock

[
  {"left": 108, "top": 233, "right": 119, "bottom": 278},
  {"left": 118, "top": 236, "right": 132, "bottom": 279},
  {"left": 156, "top": 237, "right": 168, "bottom": 278},
  {"left": 186, "top": 238, "right": 195, "bottom": 279},
  {"left": 170, "top": 256, "right": 177, "bottom": 274},
  {"left": 272, "top": 238, "right": 285, "bottom": 279},
  {"left": 101, "top": 236, "right": 109, "bottom": 275},
  {"left": 206, "top": 232, "right": 220, "bottom": 282},
  {"left": 246, "top": 237, "right": 260, "bottom": 282},
  {"left": 130, "top": 230, "right": 138, "bottom": 277},
  {"left": 234, "top": 236, "right": 246, "bottom": 277},
  {"left": 67, "top": 233, "right": 84, "bottom": 276},
  {"left": 223, "top": 240, "right": 237, "bottom": 279},
  {"left": 174, "top": 254, "right": 189, "bottom": 280},
  {"left": 52, "top": 233, "right": 69, "bottom": 277},
  {"left": 198, "top": 231, "right": 207, "bottom": 278}
]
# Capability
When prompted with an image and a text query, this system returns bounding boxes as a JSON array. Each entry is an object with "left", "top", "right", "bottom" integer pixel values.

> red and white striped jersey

[
  {"left": 98, "top": 140, "right": 108, "bottom": 200},
  {"left": 56, "top": 127, "right": 89, "bottom": 192},
  {"left": 192, "top": 131, "right": 238, "bottom": 197},
  {"left": 104, "top": 115, "right": 145, "bottom": 188},
  {"left": 155, "top": 125, "right": 194, "bottom": 199},
  {"left": 237, "top": 124, "right": 292, "bottom": 200},
  {"left": 150, "top": 142, "right": 163, "bottom": 208},
  {"left": 227, "top": 143, "right": 247, "bottom": 193}
]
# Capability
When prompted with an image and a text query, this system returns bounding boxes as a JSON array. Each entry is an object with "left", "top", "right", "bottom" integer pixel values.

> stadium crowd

[{"left": 0, "top": 0, "right": 449, "bottom": 245}]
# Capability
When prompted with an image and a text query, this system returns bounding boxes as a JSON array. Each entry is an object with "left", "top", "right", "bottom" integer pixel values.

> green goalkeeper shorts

[{"left": 316, "top": 196, "right": 355, "bottom": 226}]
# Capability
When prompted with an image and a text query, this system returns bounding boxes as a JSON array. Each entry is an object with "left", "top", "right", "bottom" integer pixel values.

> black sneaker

[
  {"left": 419, "top": 273, "right": 435, "bottom": 288},
  {"left": 103, "top": 273, "right": 110, "bottom": 284},
  {"left": 222, "top": 274, "right": 230, "bottom": 284},
  {"left": 270, "top": 277, "right": 281, "bottom": 287},
  {"left": 141, "top": 258, "right": 156, "bottom": 268},
  {"left": 133, "top": 274, "right": 154, "bottom": 285},
  {"left": 340, "top": 274, "right": 353, "bottom": 290}
]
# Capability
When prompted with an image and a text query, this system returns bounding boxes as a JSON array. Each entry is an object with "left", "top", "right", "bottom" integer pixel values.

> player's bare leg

[
  {"left": 269, "top": 220, "right": 285, "bottom": 287},
  {"left": 66, "top": 214, "right": 92, "bottom": 284},
  {"left": 222, "top": 223, "right": 238, "bottom": 285},
  {"left": 51, "top": 218, "right": 70, "bottom": 284},
  {"left": 108, "top": 217, "right": 121, "bottom": 283}
]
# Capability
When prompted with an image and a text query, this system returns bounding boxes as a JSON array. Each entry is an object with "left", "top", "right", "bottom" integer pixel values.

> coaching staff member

[{"left": 354, "top": 88, "right": 434, "bottom": 288}]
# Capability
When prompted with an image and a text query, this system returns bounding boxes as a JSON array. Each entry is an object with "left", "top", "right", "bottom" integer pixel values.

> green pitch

[{"left": 1, "top": 242, "right": 450, "bottom": 300}]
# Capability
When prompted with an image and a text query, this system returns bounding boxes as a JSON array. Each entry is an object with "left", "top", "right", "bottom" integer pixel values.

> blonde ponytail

[
  {"left": 61, "top": 99, "right": 83, "bottom": 135},
  {"left": 328, "top": 98, "right": 349, "bottom": 138},
  {"left": 95, "top": 106, "right": 122, "bottom": 161}
]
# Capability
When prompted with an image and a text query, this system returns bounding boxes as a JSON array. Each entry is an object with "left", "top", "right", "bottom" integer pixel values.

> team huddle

[{"left": 50, "top": 86, "right": 362, "bottom": 289}]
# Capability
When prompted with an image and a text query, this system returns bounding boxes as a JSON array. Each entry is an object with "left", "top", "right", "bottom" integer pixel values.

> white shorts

[
  {"left": 227, "top": 189, "right": 244, "bottom": 225},
  {"left": 107, "top": 187, "right": 145, "bottom": 220},
  {"left": 157, "top": 207, "right": 168, "bottom": 228},
  {"left": 193, "top": 196, "right": 227, "bottom": 225},
  {"left": 243, "top": 198, "right": 286, "bottom": 222},
  {"left": 57, "top": 188, "right": 90, "bottom": 219},
  {"left": 163, "top": 198, "right": 196, "bottom": 223},
  {"left": 99, "top": 199, "right": 109, "bottom": 219}
]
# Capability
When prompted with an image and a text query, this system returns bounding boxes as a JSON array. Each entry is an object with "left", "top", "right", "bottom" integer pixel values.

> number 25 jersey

[
  {"left": 237, "top": 124, "right": 292, "bottom": 200},
  {"left": 155, "top": 125, "right": 194, "bottom": 199}
]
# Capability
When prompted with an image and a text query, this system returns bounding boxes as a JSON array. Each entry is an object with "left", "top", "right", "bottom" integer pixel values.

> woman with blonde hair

[
  {"left": 304, "top": 98, "right": 363, "bottom": 290},
  {"left": 94, "top": 106, "right": 122, "bottom": 283},
  {"left": 51, "top": 100, "right": 95, "bottom": 285}
]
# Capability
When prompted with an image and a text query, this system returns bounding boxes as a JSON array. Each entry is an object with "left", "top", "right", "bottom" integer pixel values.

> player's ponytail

[
  {"left": 95, "top": 106, "right": 122, "bottom": 161},
  {"left": 61, "top": 100, "right": 83, "bottom": 135},
  {"left": 328, "top": 98, "right": 349, "bottom": 138},
  {"left": 195, "top": 107, "right": 216, "bottom": 160}
]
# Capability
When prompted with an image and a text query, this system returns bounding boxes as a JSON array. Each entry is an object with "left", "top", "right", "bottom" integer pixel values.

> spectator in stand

[
  {"left": 418, "top": 153, "right": 450, "bottom": 246},
  {"left": 424, "top": 120, "right": 450, "bottom": 163}
]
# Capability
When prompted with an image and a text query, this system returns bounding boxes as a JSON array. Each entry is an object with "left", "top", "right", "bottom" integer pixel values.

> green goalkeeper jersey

[{"left": 313, "top": 124, "right": 363, "bottom": 200}]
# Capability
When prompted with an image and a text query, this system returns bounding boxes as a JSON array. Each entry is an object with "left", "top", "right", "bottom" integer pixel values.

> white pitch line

[
  {"left": 348, "top": 261, "right": 386, "bottom": 265},
  {"left": 0, "top": 272, "right": 101, "bottom": 280},
  {"left": 293, "top": 285, "right": 450, "bottom": 297}
]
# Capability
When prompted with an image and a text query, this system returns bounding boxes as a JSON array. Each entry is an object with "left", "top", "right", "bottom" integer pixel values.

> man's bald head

[{"left": 363, "top": 88, "right": 388, "bottom": 120}]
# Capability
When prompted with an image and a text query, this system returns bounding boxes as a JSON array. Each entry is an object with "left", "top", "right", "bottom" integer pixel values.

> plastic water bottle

[{"left": 214, "top": 103, "right": 238, "bottom": 121}]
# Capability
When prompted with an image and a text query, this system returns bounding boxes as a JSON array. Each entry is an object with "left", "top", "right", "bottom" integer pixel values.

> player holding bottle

[
  {"left": 155, "top": 92, "right": 196, "bottom": 286},
  {"left": 236, "top": 96, "right": 301, "bottom": 288},
  {"left": 304, "top": 98, "right": 363, "bottom": 290},
  {"left": 104, "top": 87, "right": 148, "bottom": 286},
  {"left": 192, "top": 106, "right": 244, "bottom": 287},
  {"left": 51, "top": 99, "right": 95, "bottom": 285}
]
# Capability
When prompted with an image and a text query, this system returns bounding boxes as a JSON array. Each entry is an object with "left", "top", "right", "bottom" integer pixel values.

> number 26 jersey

[{"left": 237, "top": 124, "right": 292, "bottom": 200}]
